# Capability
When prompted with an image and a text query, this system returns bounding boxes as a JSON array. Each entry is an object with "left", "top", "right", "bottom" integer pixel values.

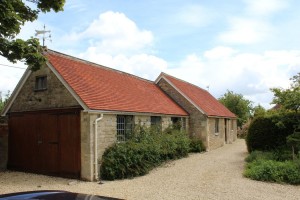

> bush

[
  {"left": 189, "top": 138, "right": 205, "bottom": 153},
  {"left": 100, "top": 128, "right": 192, "bottom": 180},
  {"left": 245, "top": 151, "right": 275, "bottom": 163},
  {"left": 246, "top": 112, "right": 299, "bottom": 152},
  {"left": 237, "top": 119, "right": 251, "bottom": 139},
  {"left": 244, "top": 159, "right": 300, "bottom": 184}
]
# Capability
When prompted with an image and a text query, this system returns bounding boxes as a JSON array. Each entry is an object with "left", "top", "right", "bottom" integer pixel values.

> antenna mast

[{"left": 35, "top": 25, "right": 52, "bottom": 47}]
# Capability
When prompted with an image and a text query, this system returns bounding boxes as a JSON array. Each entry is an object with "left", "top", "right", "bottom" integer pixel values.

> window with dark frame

[
  {"left": 215, "top": 118, "right": 219, "bottom": 133},
  {"left": 116, "top": 115, "right": 133, "bottom": 142},
  {"left": 182, "top": 117, "right": 186, "bottom": 130},
  {"left": 151, "top": 116, "right": 162, "bottom": 131},
  {"left": 171, "top": 117, "right": 182, "bottom": 130},
  {"left": 35, "top": 76, "right": 47, "bottom": 91}
]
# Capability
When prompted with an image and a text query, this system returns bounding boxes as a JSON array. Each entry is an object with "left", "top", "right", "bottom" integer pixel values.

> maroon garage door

[{"left": 8, "top": 109, "right": 81, "bottom": 178}]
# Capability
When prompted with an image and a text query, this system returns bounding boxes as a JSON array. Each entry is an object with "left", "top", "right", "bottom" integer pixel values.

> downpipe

[{"left": 94, "top": 113, "right": 103, "bottom": 181}]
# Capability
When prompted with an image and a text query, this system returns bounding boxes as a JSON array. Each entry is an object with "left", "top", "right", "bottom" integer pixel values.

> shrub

[
  {"left": 245, "top": 151, "right": 275, "bottom": 163},
  {"left": 246, "top": 112, "right": 299, "bottom": 152},
  {"left": 189, "top": 138, "right": 205, "bottom": 153},
  {"left": 244, "top": 159, "right": 300, "bottom": 184},
  {"left": 287, "top": 132, "right": 300, "bottom": 159},
  {"left": 237, "top": 119, "right": 251, "bottom": 139},
  {"left": 100, "top": 128, "right": 192, "bottom": 180}
]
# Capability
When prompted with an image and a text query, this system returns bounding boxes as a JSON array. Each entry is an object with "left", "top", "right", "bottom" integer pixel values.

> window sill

[{"left": 34, "top": 88, "right": 47, "bottom": 92}]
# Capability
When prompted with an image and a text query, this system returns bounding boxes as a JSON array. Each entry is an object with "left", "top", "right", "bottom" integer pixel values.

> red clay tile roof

[
  {"left": 160, "top": 73, "right": 236, "bottom": 118},
  {"left": 45, "top": 50, "right": 188, "bottom": 116}
]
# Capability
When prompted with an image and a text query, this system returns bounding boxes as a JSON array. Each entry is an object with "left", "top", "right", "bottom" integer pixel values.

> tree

[
  {"left": 0, "top": 91, "right": 10, "bottom": 113},
  {"left": 219, "top": 90, "right": 253, "bottom": 127},
  {"left": 271, "top": 72, "right": 300, "bottom": 112},
  {"left": 0, "top": 0, "right": 65, "bottom": 71},
  {"left": 252, "top": 104, "right": 266, "bottom": 117}
]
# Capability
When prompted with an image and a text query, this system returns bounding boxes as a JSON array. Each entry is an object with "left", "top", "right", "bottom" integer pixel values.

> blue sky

[{"left": 1, "top": 0, "right": 300, "bottom": 108}]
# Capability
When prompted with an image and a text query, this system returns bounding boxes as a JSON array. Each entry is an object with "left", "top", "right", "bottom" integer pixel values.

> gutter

[{"left": 94, "top": 114, "right": 103, "bottom": 181}]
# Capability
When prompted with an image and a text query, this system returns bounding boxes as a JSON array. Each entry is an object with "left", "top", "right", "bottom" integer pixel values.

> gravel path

[{"left": 1, "top": 139, "right": 299, "bottom": 199}]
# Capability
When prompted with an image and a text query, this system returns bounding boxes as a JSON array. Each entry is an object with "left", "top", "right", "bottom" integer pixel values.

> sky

[{"left": 1, "top": 0, "right": 300, "bottom": 108}]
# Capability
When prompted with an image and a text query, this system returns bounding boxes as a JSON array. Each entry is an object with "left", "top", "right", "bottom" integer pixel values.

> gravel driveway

[{"left": 1, "top": 139, "right": 299, "bottom": 200}]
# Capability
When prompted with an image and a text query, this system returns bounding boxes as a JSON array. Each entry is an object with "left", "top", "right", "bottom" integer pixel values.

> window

[
  {"left": 35, "top": 76, "right": 47, "bottom": 91},
  {"left": 151, "top": 116, "right": 161, "bottom": 126},
  {"left": 116, "top": 115, "right": 133, "bottom": 142},
  {"left": 171, "top": 117, "right": 182, "bottom": 130},
  {"left": 182, "top": 118, "right": 186, "bottom": 130},
  {"left": 215, "top": 118, "right": 219, "bottom": 133},
  {"left": 231, "top": 120, "right": 234, "bottom": 130},
  {"left": 151, "top": 116, "right": 162, "bottom": 131}
]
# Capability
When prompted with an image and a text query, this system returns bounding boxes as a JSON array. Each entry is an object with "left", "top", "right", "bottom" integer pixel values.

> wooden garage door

[{"left": 8, "top": 109, "right": 81, "bottom": 178}]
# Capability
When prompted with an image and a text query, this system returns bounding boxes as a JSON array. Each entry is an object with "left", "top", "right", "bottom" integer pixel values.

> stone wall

[
  {"left": 80, "top": 111, "right": 93, "bottom": 181},
  {"left": 10, "top": 65, "right": 80, "bottom": 112},
  {"left": 208, "top": 118, "right": 225, "bottom": 150},
  {"left": 162, "top": 116, "right": 172, "bottom": 130},
  {"left": 157, "top": 79, "right": 208, "bottom": 145},
  {"left": 80, "top": 112, "right": 181, "bottom": 181},
  {"left": 80, "top": 112, "right": 118, "bottom": 181},
  {"left": 96, "top": 114, "right": 117, "bottom": 164},
  {"left": 207, "top": 118, "right": 238, "bottom": 150},
  {"left": 0, "top": 124, "right": 8, "bottom": 171},
  {"left": 229, "top": 119, "right": 238, "bottom": 142},
  {"left": 134, "top": 115, "right": 151, "bottom": 127}
]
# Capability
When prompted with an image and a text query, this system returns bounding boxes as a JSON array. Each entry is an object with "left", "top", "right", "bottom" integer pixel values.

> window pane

[
  {"left": 117, "top": 115, "right": 133, "bottom": 142},
  {"left": 215, "top": 119, "right": 219, "bottom": 133},
  {"left": 171, "top": 117, "right": 181, "bottom": 130},
  {"left": 35, "top": 76, "right": 47, "bottom": 90}
]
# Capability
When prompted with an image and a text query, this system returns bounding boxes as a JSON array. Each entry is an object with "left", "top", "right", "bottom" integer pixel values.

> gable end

[{"left": 6, "top": 64, "right": 83, "bottom": 113}]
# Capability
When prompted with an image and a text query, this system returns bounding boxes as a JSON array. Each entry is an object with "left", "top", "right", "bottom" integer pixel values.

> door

[
  {"left": 37, "top": 114, "right": 59, "bottom": 174},
  {"left": 8, "top": 113, "right": 38, "bottom": 172},
  {"left": 8, "top": 109, "right": 81, "bottom": 178},
  {"left": 59, "top": 112, "right": 81, "bottom": 178}
]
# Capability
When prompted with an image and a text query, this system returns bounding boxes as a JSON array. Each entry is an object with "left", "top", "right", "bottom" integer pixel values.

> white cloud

[
  {"left": 218, "top": 18, "right": 272, "bottom": 44},
  {"left": 0, "top": 56, "right": 26, "bottom": 94},
  {"left": 244, "top": 0, "right": 289, "bottom": 16},
  {"left": 65, "top": 0, "right": 87, "bottom": 12},
  {"left": 66, "top": 11, "right": 153, "bottom": 55},
  {"left": 177, "top": 5, "right": 214, "bottom": 27},
  {"left": 79, "top": 49, "right": 167, "bottom": 80},
  {"left": 166, "top": 47, "right": 300, "bottom": 108},
  {"left": 204, "top": 46, "right": 237, "bottom": 59},
  {"left": 68, "top": 11, "right": 164, "bottom": 80},
  {"left": 12, "top": 20, "right": 44, "bottom": 40}
]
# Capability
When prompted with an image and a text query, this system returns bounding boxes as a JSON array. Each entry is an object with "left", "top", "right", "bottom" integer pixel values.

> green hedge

[
  {"left": 246, "top": 112, "right": 299, "bottom": 152},
  {"left": 100, "top": 128, "right": 204, "bottom": 180},
  {"left": 100, "top": 128, "right": 190, "bottom": 180},
  {"left": 244, "top": 158, "right": 300, "bottom": 185},
  {"left": 244, "top": 150, "right": 300, "bottom": 185}
]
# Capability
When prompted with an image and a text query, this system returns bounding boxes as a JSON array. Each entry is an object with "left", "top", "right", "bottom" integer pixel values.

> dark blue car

[{"left": 0, "top": 190, "right": 123, "bottom": 200}]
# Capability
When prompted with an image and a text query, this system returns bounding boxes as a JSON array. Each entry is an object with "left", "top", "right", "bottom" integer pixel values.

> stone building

[
  {"left": 2, "top": 49, "right": 236, "bottom": 181},
  {"left": 156, "top": 73, "right": 237, "bottom": 150}
]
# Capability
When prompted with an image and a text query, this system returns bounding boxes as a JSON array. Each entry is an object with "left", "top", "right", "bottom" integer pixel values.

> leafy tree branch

[{"left": 0, "top": 0, "right": 65, "bottom": 71}]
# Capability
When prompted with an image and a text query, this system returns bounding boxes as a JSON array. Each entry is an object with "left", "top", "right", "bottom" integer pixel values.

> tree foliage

[
  {"left": 271, "top": 73, "right": 300, "bottom": 112},
  {"left": 253, "top": 104, "right": 266, "bottom": 118},
  {"left": 0, "top": 0, "right": 65, "bottom": 71},
  {"left": 0, "top": 91, "right": 10, "bottom": 113},
  {"left": 219, "top": 90, "right": 253, "bottom": 127}
]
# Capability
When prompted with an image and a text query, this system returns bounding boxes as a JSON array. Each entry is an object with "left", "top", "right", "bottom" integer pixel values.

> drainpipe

[{"left": 94, "top": 114, "right": 103, "bottom": 181}]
